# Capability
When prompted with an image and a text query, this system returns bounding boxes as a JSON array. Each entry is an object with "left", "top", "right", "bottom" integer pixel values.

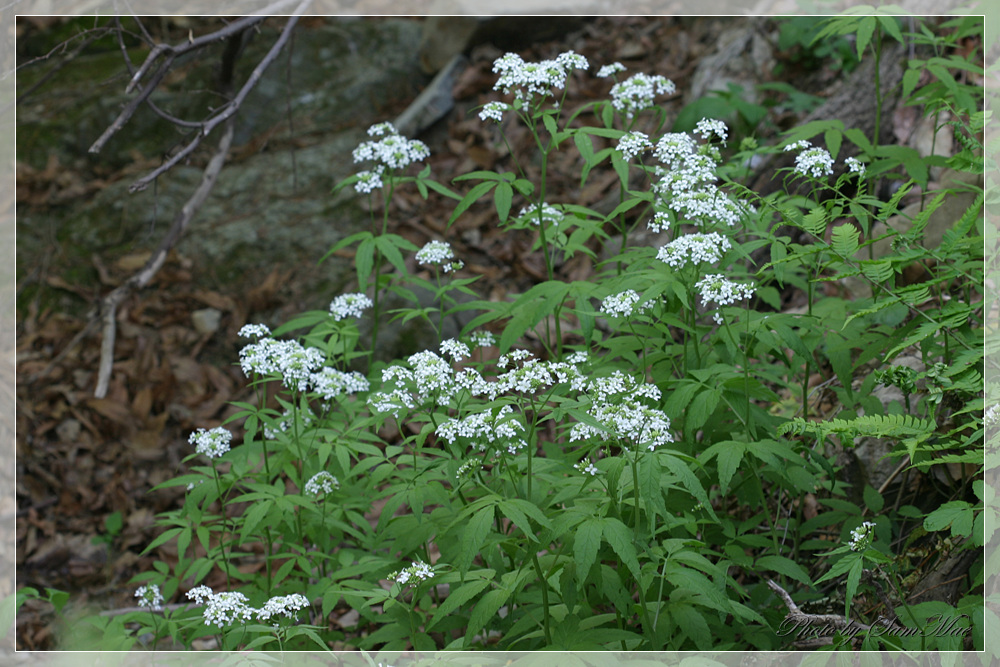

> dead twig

[{"left": 94, "top": 118, "right": 234, "bottom": 398}]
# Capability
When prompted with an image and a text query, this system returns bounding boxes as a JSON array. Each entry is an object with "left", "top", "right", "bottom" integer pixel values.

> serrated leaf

[
  {"left": 466, "top": 587, "right": 512, "bottom": 644},
  {"left": 714, "top": 441, "right": 746, "bottom": 495},
  {"left": 575, "top": 518, "right": 603, "bottom": 582},
  {"left": 427, "top": 576, "right": 493, "bottom": 630},
  {"left": 601, "top": 518, "right": 641, "bottom": 580},
  {"left": 459, "top": 506, "right": 495, "bottom": 576},
  {"left": 924, "top": 501, "right": 974, "bottom": 537}
]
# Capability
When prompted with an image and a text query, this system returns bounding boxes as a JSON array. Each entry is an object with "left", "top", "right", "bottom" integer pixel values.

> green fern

[{"left": 778, "top": 412, "right": 935, "bottom": 444}]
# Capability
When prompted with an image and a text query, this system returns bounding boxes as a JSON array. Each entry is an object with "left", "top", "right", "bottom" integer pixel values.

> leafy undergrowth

[{"left": 14, "top": 15, "right": 987, "bottom": 652}]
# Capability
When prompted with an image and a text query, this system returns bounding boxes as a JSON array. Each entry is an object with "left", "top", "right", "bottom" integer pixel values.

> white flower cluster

[
  {"left": 695, "top": 118, "right": 728, "bottom": 143},
  {"left": 440, "top": 338, "right": 471, "bottom": 362},
  {"left": 584, "top": 371, "right": 662, "bottom": 405},
  {"left": 479, "top": 101, "right": 509, "bottom": 123},
  {"left": 416, "top": 240, "right": 454, "bottom": 265},
  {"left": 239, "top": 338, "right": 325, "bottom": 391},
  {"left": 186, "top": 586, "right": 309, "bottom": 627},
  {"left": 601, "top": 289, "right": 652, "bottom": 318},
  {"left": 845, "top": 156, "right": 866, "bottom": 176},
  {"left": 493, "top": 353, "right": 587, "bottom": 397},
  {"left": 596, "top": 62, "right": 626, "bottom": 78},
  {"left": 695, "top": 274, "right": 756, "bottom": 324},
  {"left": 648, "top": 211, "right": 671, "bottom": 233},
  {"left": 368, "top": 351, "right": 459, "bottom": 417},
  {"left": 469, "top": 330, "right": 496, "bottom": 348},
  {"left": 330, "top": 293, "right": 373, "bottom": 321},
  {"left": 310, "top": 367, "right": 369, "bottom": 401},
  {"left": 455, "top": 458, "right": 481, "bottom": 479},
  {"left": 665, "top": 186, "right": 753, "bottom": 228},
  {"left": 354, "top": 170, "right": 383, "bottom": 194},
  {"left": 491, "top": 51, "right": 589, "bottom": 105},
  {"left": 305, "top": 471, "right": 340, "bottom": 497},
  {"left": 609, "top": 72, "right": 676, "bottom": 120},
  {"left": 256, "top": 594, "right": 310, "bottom": 623},
  {"left": 783, "top": 140, "right": 834, "bottom": 178},
  {"left": 986, "top": 404, "right": 999, "bottom": 427},
  {"left": 569, "top": 373, "right": 672, "bottom": 451},
  {"left": 656, "top": 232, "right": 732, "bottom": 268},
  {"left": 848, "top": 521, "right": 876, "bottom": 552},
  {"left": 574, "top": 458, "right": 599, "bottom": 476},
  {"left": 618, "top": 131, "right": 653, "bottom": 161},
  {"left": 238, "top": 323, "right": 271, "bottom": 339},
  {"left": 189, "top": 427, "right": 232, "bottom": 459},
  {"left": 437, "top": 404, "right": 527, "bottom": 455},
  {"left": 263, "top": 405, "right": 315, "bottom": 441},
  {"left": 135, "top": 584, "right": 164, "bottom": 611},
  {"left": 389, "top": 561, "right": 435, "bottom": 586},
  {"left": 518, "top": 203, "right": 564, "bottom": 227},
  {"left": 647, "top": 123, "right": 754, "bottom": 228},
  {"left": 353, "top": 122, "right": 429, "bottom": 171}
]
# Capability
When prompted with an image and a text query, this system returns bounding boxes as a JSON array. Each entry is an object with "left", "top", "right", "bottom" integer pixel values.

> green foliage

[{"left": 55, "top": 14, "right": 984, "bottom": 653}]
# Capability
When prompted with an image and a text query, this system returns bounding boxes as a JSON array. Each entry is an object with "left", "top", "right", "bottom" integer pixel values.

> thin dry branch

[
  {"left": 126, "top": 5, "right": 308, "bottom": 193},
  {"left": 94, "top": 118, "right": 235, "bottom": 398}
]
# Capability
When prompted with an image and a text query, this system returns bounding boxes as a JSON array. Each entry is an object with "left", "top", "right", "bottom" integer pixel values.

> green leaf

[
  {"left": 494, "top": 181, "right": 513, "bottom": 223},
  {"left": 756, "top": 555, "right": 813, "bottom": 586},
  {"left": 924, "top": 501, "right": 974, "bottom": 538},
  {"left": 845, "top": 557, "right": 865, "bottom": 615},
  {"left": 831, "top": 223, "right": 859, "bottom": 257},
  {"left": 466, "top": 587, "right": 513, "bottom": 645},
  {"left": 855, "top": 17, "right": 876, "bottom": 59},
  {"left": 712, "top": 441, "right": 746, "bottom": 494},
  {"left": 427, "top": 576, "right": 493, "bottom": 630},
  {"left": 687, "top": 387, "right": 720, "bottom": 431},
  {"left": 863, "top": 485, "right": 885, "bottom": 513},
  {"left": 825, "top": 128, "right": 842, "bottom": 160},
  {"left": 575, "top": 518, "right": 603, "bottom": 582},
  {"left": 449, "top": 181, "right": 496, "bottom": 225},
  {"left": 355, "top": 236, "right": 376, "bottom": 289},
  {"left": 458, "top": 505, "right": 495, "bottom": 576},
  {"left": 602, "top": 518, "right": 641, "bottom": 580}
]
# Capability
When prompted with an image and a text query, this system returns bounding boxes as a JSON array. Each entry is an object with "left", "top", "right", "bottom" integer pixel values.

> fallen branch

[
  {"left": 767, "top": 578, "right": 911, "bottom": 648},
  {"left": 94, "top": 118, "right": 234, "bottom": 398},
  {"left": 92, "top": 8, "right": 308, "bottom": 397}
]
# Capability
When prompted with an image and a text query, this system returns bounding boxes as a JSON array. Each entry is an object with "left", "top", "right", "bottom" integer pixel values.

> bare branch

[
  {"left": 94, "top": 118, "right": 235, "bottom": 398},
  {"left": 125, "top": 6, "right": 308, "bottom": 193}
]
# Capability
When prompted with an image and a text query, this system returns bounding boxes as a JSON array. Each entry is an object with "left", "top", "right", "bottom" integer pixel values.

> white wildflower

[
  {"left": 479, "top": 101, "right": 508, "bottom": 122},
  {"left": 609, "top": 72, "right": 675, "bottom": 120},
  {"left": 256, "top": 594, "right": 310, "bottom": 623},
  {"left": 305, "top": 471, "right": 340, "bottom": 497},
  {"left": 656, "top": 232, "right": 732, "bottom": 268},
  {"left": 189, "top": 427, "right": 232, "bottom": 459},
  {"left": 491, "top": 50, "right": 589, "bottom": 105},
  {"left": 695, "top": 118, "right": 728, "bottom": 143},
  {"left": 518, "top": 203, "right": 564, "bottom": 227},
  {"left": 648, "top": 211, "right": 671, "bottom": 233},
  {"left": 597, "top": 62, "right": 626, "bottom": 78},
  {"left": 416, "top": 240, "right": 455, "bottom": 266},
  {"left": 389, "top": 561, "right": 435, "bottom": 587},
  {"left": 238, "top": 324, "right": 271, "bottom": 339},
  {"left": 354, "top": 168, "right": 385, "bottom": 194},
  {"left": 441, "top": 338, "right": 471, "bottom": 362},
  {"left": 848, "top": 521, "right": 876, "bottom": 552},
  {"left": 135, "top": 584, "right": 163, "bottom": 611},
  {"left": 601, "top": 290, "right": 652, "bottom": 318},
  {"left": 618, "top": 131, "right": 653, "bottom": 161},
  {"left": 574, "top": 458, "right": 600, "bottom": 475},
  {"left": 330, "top": 293, "right": 373, "bottom": 321},
  {"left": 845, "top": 156, "right": 866, "bottom": 176},
  {"left": 353, "top": 125, "right": 430, "bottom": 171}
]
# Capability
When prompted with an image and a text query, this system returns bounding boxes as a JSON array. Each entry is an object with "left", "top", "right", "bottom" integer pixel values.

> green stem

[{"left": 530, "top": 553, "right": 552, "bottom": 645}]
